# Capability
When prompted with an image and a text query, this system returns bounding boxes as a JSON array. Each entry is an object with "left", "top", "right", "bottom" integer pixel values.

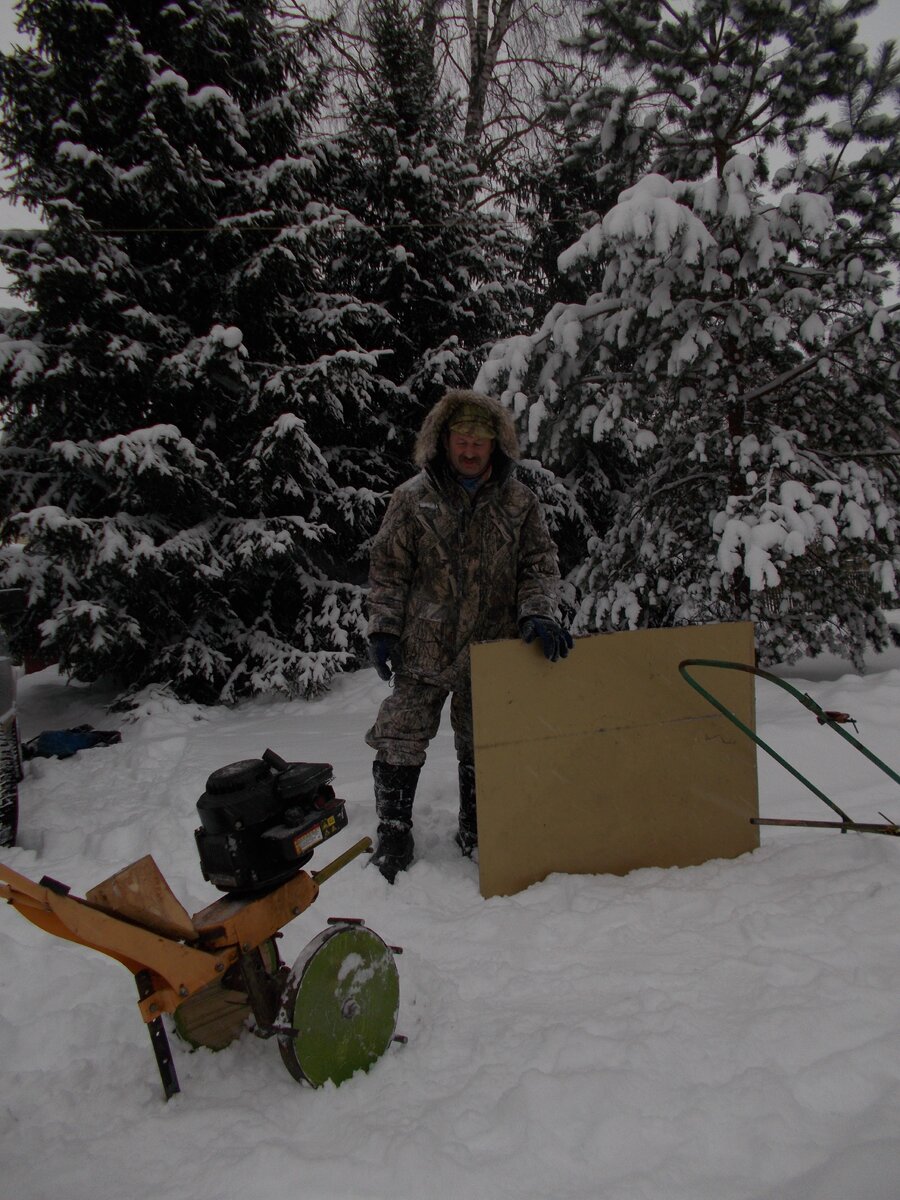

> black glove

[
  {"left": 520, "top": 616, "right": 573, "bottom": 663},
  {"left": 368, "top": 633, "right": 402, "bottom": 681}
]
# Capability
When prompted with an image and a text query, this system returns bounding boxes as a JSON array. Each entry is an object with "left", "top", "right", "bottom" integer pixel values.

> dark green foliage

[
  {"left": 332, "top": 0, "right": 527, "bottom": 470},
  {"left": 479, "top": 0, "right": 900, "bottom": 666},
  {"left": 0, "top": 0, "right": 387, "bottom": 700}
]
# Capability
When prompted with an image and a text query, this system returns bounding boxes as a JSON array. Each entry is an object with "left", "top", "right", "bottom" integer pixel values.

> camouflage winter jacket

[{"left": 367, "top": 392, "right": 561, "bottom": 687}]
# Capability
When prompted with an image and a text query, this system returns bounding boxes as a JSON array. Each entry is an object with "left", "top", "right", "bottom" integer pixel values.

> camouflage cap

[{"left": 447, "top": 401, "right": 497, "bottom": 440}]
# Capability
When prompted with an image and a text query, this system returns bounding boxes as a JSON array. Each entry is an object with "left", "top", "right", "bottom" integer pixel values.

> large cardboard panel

[{"left": 471, "top": 622, "right": 758, "bottom": 898}]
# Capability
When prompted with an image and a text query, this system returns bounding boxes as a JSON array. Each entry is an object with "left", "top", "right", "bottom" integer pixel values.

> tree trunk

[{"left": 463, "top": 0, "right": 516, "bottom": 146}]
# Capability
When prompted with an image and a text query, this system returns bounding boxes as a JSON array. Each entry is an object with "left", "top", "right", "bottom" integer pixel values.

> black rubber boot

[
  {"left": 455, "top": 760, "right": 478, "bottom": 859},
  {"left": 371, "top": 761, "right": 421, "bottom": 883}
]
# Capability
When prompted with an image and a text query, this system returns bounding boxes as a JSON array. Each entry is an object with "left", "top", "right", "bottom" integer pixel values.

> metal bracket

[{"left": 136, "top": 970, "right": 180, "bottom": 1100}]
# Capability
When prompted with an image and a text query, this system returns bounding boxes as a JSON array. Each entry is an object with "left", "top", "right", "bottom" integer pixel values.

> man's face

[{"left": 446, "top": 430, "right": 494, "bottom": 477}]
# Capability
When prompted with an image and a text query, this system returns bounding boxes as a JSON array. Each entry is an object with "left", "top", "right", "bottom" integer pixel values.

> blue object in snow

[{"left": 23, "top": 725, "right": 122, "bottom": 760}]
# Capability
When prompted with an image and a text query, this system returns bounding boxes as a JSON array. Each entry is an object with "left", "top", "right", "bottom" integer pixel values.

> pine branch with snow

[
  {"left": 478, "top": 0, "right": 900, "bottom": 666},
  {"left": 0, "top": 0, "right": 389, "bottom": 701}
]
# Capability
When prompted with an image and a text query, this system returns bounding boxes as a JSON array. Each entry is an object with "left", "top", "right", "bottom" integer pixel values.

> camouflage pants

[{"left": 365, "top": 671, "right": 473, "bottom": 768}]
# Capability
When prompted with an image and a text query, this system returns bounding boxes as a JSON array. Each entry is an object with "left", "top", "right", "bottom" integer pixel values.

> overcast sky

[{"left": 0, "top": 0, "right": 897, "bottom": 305}]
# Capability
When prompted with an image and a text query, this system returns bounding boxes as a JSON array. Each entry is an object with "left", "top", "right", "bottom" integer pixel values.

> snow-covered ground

[{"left": 2, "top": 634, "right": 900, "bottom": 1200}]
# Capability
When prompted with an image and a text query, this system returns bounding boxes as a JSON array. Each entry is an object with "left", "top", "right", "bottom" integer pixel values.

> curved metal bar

[{"left": 678, "top": 658, "right": 900, "bottom": 824}]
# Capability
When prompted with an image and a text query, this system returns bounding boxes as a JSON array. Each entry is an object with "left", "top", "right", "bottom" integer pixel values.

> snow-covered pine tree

[
  {"left": 478, "top": 0, "right": 900, "bottom": 666},
  {"left": 502, "top": 82, "right": 653, "bottom": 583},
  {"left": 330, "top": 0, "right": 526, "bottom": 468},
  {"left": 0, "top": 0, "right": 388, "bottom": 701}
]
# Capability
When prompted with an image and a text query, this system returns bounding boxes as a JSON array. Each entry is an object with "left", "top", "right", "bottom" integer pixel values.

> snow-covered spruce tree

[
  {"left": 0, "top": 0, "right": 388, "bottom": 701},
  {"left": 500, "top": 84, "right": 653, "bottom": 584},
  {"left": 329, "top": 0, "right": 526, "bottom": 468},
  {"left": 512, "top": 71, "right": 652, "bottom": 313},
  {"left": 478, "top": 0, "right": 900, "bottom": 666}
]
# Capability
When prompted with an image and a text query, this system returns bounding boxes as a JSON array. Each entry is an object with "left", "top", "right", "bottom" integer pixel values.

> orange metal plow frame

[{"left": 0, "top": 837, "right": 372, "bottom": 1098}]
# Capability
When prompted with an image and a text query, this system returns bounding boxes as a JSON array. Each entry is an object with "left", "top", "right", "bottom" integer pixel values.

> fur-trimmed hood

[{"left": 413, "top": 389, "right": 520, "bottom": 468}]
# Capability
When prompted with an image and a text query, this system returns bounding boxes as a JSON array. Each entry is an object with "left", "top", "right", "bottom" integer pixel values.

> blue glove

[
  {"left": 520, "top": 617, "right": 573, "bottom": 663},
  {"left": 368, "top": 634, "right": 402, "bottom": 681}
]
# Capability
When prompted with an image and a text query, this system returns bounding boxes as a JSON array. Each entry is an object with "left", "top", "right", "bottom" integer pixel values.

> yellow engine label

[{"left": 294, "top": 815, "right": 337, "bottom": 856}]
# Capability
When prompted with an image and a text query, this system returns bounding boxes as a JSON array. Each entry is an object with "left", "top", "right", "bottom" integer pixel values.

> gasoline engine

[{"left": 194, "top": 748, "right": 348, "bottom": 893}]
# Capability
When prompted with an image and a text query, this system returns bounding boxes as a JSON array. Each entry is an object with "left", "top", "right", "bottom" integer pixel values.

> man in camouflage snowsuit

[{"left": 365, "top": 388, "right": 572, "bottom": 882}]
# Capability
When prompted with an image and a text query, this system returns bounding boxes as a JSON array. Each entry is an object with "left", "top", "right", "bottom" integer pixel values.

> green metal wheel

[{"left": 277, "top": 923, "right": 399, "bottom": 1087}]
